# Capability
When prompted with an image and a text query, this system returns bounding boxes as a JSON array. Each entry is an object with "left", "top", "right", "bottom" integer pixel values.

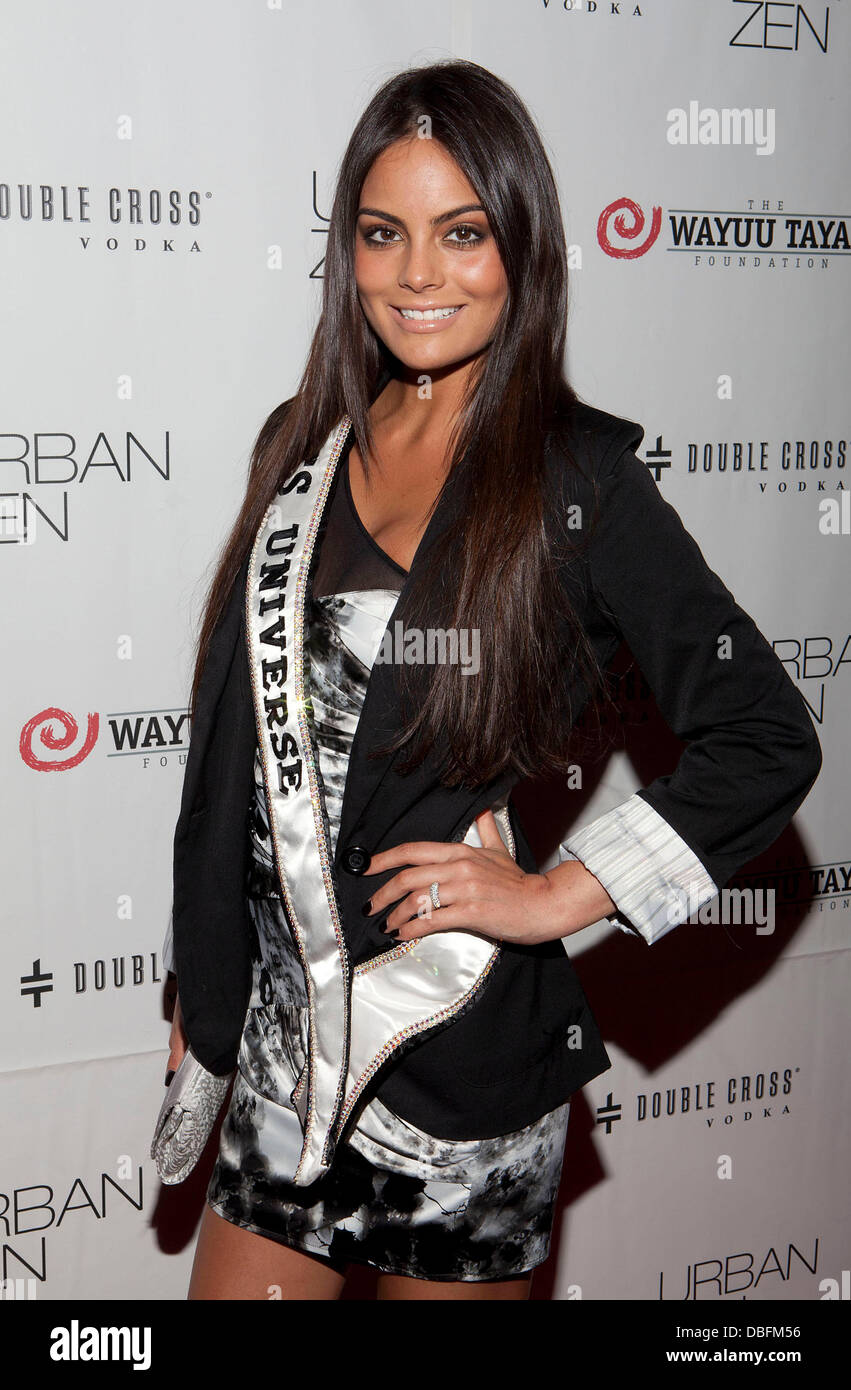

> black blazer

[{"left": 170, "top": 399, "right": 822, "bottom": 1140}]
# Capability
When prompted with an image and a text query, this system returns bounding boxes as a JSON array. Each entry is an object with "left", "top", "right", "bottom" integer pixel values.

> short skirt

[{"left": 205, "top": 824, "right": 572, "bottom": 1284}]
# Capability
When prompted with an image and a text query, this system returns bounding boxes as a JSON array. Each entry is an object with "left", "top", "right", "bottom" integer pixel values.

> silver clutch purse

[{"left": 150, "top": 1047, "right": 234, "bottom": 1185}]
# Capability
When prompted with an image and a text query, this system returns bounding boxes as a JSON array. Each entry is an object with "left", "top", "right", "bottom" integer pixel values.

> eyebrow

[{"left": 356, "top": 204, "right": 486, "bottom": 229}]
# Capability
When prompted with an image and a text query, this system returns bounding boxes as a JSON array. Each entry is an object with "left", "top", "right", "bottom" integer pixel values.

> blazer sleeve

[{"left": 558, "top": 441, "right": 822, "bottom": 945}]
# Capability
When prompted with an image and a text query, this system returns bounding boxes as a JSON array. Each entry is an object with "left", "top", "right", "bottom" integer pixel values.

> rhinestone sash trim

[
  {"left": 245, "top": 417, "right": 508, "bottom": 1184},
  {"left": 245, "top": 418, "right": 353, "bottom": 1183}
]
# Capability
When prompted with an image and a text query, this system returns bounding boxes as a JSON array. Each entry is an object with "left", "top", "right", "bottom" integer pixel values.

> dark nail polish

[
  {"left": 361, "top": 899, "right": 373, "bottom": 916},
  {"left": 381, "top": 923, "right": 399, "bottom": 938},
  {"left": 165, "top": 1068, "right": 175, "bottom": 1086}
]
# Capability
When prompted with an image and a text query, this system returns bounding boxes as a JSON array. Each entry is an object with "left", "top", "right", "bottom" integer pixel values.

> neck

[{"left": 372, "top": 353, "right": 484, "bottom": 445}]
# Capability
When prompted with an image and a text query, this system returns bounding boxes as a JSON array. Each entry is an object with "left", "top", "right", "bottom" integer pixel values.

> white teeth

[{"left": 398, "top": 306, "right": 461, "bottom": 321}]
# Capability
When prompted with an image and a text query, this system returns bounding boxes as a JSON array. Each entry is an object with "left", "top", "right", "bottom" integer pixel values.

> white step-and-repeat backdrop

[{"left": 2, "top": 0, "right": 846, "bottom": 1301}]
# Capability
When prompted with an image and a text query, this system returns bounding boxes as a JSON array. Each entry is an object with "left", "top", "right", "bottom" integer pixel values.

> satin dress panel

[{"left": 206, "top": 444, "right": 571, "bottom": 1282}]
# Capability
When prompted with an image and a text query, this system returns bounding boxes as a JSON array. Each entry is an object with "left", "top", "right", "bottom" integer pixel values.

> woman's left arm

[
  {"left": 365, "top": 440, "right": 822, "bottom": 947},
  {"left": 555, "top": 442, "right": 823, "bottom": 946}
]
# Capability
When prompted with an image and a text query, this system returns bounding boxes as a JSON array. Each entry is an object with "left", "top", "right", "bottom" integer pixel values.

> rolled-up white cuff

[{"left": 558, "top": 792, "right": 718, "bottom": 945}]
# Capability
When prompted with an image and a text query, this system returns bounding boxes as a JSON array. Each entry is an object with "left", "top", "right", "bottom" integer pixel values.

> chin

[
  {"left": 398, "top": 350, "right": 473, "bottom": 375},
  {"left": 390, "top": 333, "right": 484, "bottom": 365}
]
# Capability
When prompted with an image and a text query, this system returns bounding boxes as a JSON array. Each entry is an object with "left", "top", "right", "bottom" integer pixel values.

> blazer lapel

[
  {"left": 186, "top": 415, "right": 463, "bottom": 852},
  {"left": 335, "top": 446, "right": 464, "bottom": 856}
]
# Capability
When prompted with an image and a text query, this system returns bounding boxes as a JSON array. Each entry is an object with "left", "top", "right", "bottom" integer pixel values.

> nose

[{"left": 398, "top": 234, "right": 444, "bottom": 294}]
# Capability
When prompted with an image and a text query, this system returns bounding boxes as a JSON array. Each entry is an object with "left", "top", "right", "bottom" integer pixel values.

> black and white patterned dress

[{"left": 206, "top": 442, "right": 571, "bottom": 1283}]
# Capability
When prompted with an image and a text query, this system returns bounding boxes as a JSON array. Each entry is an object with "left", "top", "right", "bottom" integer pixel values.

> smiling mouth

[{"left": 392, "top": 305, "right": 463, "bottom": 322}]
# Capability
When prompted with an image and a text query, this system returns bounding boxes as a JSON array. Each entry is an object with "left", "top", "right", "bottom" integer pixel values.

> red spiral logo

[
  {"left": 20, "top": 707, "right": 100, "bottom": 771},
  {"left": 597, "top": 197, "right": 662, "bottom": 259}
]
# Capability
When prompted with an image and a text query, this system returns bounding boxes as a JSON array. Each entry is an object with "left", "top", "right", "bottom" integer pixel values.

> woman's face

[{"left": 354, "top": 136, "right": 508, "bottom": 376}]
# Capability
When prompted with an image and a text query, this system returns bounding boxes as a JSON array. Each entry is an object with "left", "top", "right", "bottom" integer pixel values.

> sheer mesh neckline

[
  {"left": 311, "top": 431, "right": 409, "bottom": 600},
  {"left": 342, "top": 443, "right": 409, "bottom": 580}
]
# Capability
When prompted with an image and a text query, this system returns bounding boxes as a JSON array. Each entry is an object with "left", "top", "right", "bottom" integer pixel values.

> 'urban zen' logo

[{"left": 730, "top": 2, "right": 831, "bottom": 54}]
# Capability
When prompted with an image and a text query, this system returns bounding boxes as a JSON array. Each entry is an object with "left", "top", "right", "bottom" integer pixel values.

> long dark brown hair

[{"left": 188, "top": 59, "right": 617, "bottom": 789}]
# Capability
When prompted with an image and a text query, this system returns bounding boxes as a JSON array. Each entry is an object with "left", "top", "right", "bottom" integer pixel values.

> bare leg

[
  {"left": 376, "top": 1270, "right": 533, "bottom": 1301},
  {"left": 188, "top": 1202, "right": 348, "bottom": 1301}
]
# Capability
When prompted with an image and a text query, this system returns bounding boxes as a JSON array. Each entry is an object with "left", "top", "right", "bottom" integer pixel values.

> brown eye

[
  {"left": 362, "top": 225, "right": 401, "bottom": 246},
  {"left": 445, "top": 224, "right": 485, "bottom": 246}
]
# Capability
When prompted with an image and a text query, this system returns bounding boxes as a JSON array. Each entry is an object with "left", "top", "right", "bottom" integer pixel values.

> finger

[
  {"left": 385, "top": 879, "right": 462, "bottom": 931},
  {"left": 475, "top": 808, "right": 511, "bottom": 855},
  {"left": 368, "top": 854, "right": 480, "bottom": 916},
  {"left": 383, "top": 889, "right": 439, "bottom": 936},
  {"left": 386, "top": 868, "right": 503, "bottom": 937},
  {"left": 391, "top": 906, "right": 449, "bottom": 940},
  {"left": 364, "top": 839, "right": 480, "bottom": 876},
  {"left": 369, "top": 866, "right": 443, "bottom": 918},
  {"left": 392, "top": 899, "right": 496, "bottom": 943}
]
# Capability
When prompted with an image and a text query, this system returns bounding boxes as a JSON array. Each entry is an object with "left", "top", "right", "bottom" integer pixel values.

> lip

[{"left": 388, "top": 304, "right": 465, "bottom": 332}]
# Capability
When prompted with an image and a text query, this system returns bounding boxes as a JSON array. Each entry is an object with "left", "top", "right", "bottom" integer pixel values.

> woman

[{"left": 162, "top": 60, "right": 821, "bottom": 1300}]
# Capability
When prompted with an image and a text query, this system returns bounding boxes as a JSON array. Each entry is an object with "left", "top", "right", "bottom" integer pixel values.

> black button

[{"left": 342, "top": 844, "right": 371, "bottom": 875}]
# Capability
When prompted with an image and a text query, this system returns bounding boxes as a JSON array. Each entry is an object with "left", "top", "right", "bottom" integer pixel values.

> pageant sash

[{"left": 245, "top": 417, "right": 504, "bottom": 1186}]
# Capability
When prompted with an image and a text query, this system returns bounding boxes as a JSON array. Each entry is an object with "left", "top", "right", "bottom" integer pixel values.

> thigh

[
  {"left": 188, "top": 1202, "right": 348, "bottom": 1301},
  {"left": 376, "top": 1271, "right": 533, "bottom": 1301}
]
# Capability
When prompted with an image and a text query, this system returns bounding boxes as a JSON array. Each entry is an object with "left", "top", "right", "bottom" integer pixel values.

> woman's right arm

[
  {"left": 162, "top": 911, "right": 188, "bottom": 1075},
  {"left": 167, "top": 990, "right": 189, "bottom": 1077}
]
